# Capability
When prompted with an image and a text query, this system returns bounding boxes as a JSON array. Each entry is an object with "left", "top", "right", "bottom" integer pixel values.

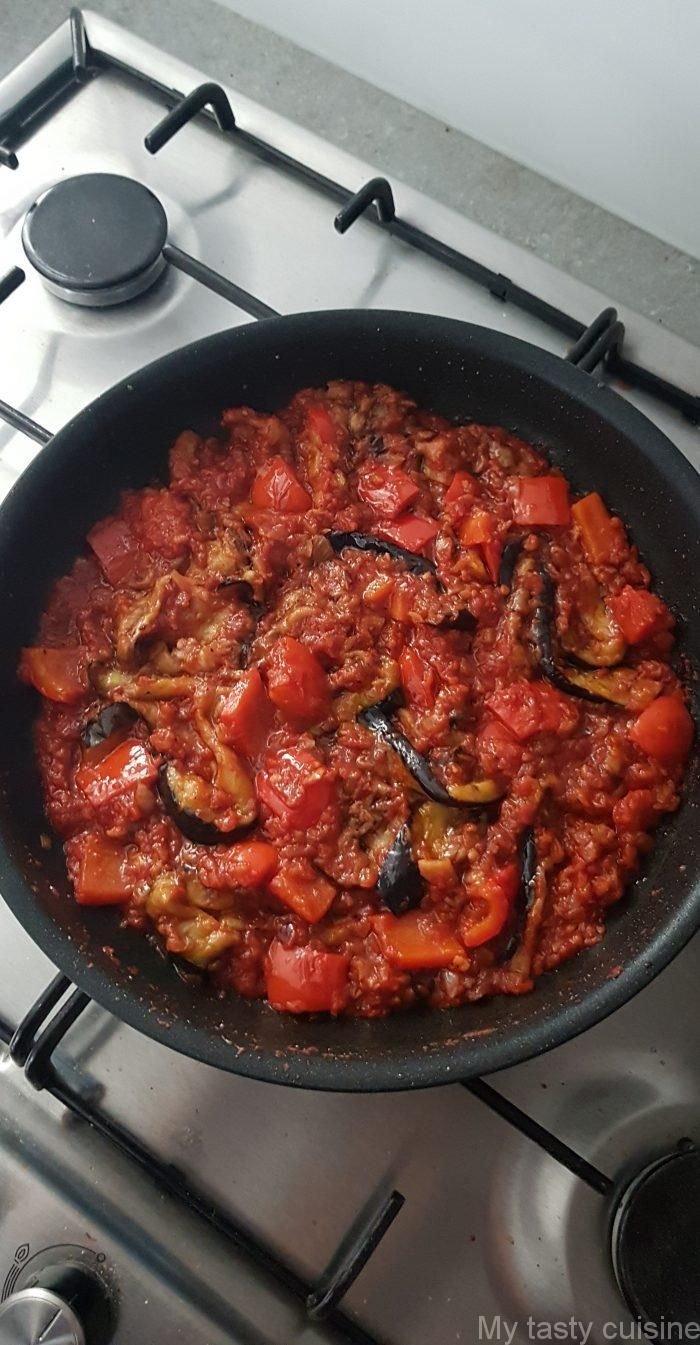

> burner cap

[
  {"left": 611, "top": 1142, "right": 700, "bottom": 1324},
  {"left": 22, "top": 173, "right": 167, "bottom": 307}
]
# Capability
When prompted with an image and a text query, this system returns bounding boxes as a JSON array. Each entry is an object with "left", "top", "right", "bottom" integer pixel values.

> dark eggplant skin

[
  {"left": 81, "top": 701, "right": 138, "bottom": 748},
  {"left": 217, "top": 578, "right": 256, "bottom": 603},
  {"left": 533, "top": 568, "right": 611, "bottom": 704},
  {"left": 158, "top": 763, "right": 254, "bottom": 846},
  {"left": 520, "top": 826, "right": 537, "bottom": 927},
  {"left": 377, "top": 823, "right": 424, "bottom": 915},
  {"left": 502, "top": 826, "right": 537, "bottom": 961},
  {"left": 152, "top": 936, "right": 206, "bottom": 984},
  {"left": 359, "top": 694, "right": 499, "bottom": 807},
  {"left": 217, "top": 577, "right": 264, "bottom": 622},
  {"left": 433, "top": 608, "right": 477, "bottom": 634},
  {"left": 359, "top": 696, "right": 454, "bottom": 805},
  {"left": 498, "top": 536, "right": 525, "bottom": 589},
  {"left": 327, "top": 530, "right": 436, "bottom": 576}
]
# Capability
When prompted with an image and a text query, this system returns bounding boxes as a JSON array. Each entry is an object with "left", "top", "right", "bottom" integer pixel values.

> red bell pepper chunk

[
  {"left": 379, "top": 514, "right": 439, "bottom": 555},
  {"left": 609, "top": 586, "right": 670, "bottom": 645},
  {"left": 87, "top": 516, "right": 140, "bottom": 586},
  {"left": 571, "top": 492, "right": 623, "bottom": 565},
  {"left": 251, "top": 456, "right": 311, "bottom": 512},
  {"left": 388, "top": 581, "right": 415, "bottom": 623},
  {"left": 487, "top": 678, "right": 579, "bottom": 740},
  {"left": 265, "top": 637, "right": 330, "bottom": 726},
  {"left": 357, "top": 463, "right": 419, "bottom": 520},
  {"left": 514, "top": 476, "right": 570, "bottom": 526},
  {"left": 459, "top": 511, "right": 502, "bottom": 582},
  {"left": 71, "top": 831, "right": 131, "bottom": 905},
  {"left": 460, "top": 863, "right": 519, "bottom": 948},
  {"left": 305, "top": 403, "right": 338, "bottom": 445},
  {"left": 19, "top": 647, "right": 88, "bottom": 704},
  {"left": 630, "top": 695, "right": 693, "bottom": 766},
  {"left": 76, "top": 738, "right": 158, "bottom": 808},
  {"left": 269, "top": 859, "right": 337, "bottom": 923},
  {"left": 363, "top": 574, "right": 395, "bottom": 610},
  {"left": 80, "top": 716, "right": 140, "bottom": 770},
  {"left": 444, "top": 470, "right": 479, "bottom": 523},
  {"left": 265, "top": 941, "right": 350, "bottom": 1014},
  {"left": 198, "top": 841, "right": 279, "bottom": 890},
  {"left": 256, "top": 748, "right": 335, "bottom": 830},
  {"left": 460, "top": 509, "right": 497, "bottom": 547},
  {"left": 399, "top": 645, "right": 437, "bottom": 709},
  {"left": 371, "top": 910, "right": 462, "bottom": 969},
  {"left": 218, "top": 670, "right": 274, "bottom": 760}
]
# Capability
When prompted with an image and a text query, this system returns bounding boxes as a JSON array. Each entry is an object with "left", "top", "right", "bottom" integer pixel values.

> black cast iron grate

[
  {"left": 0, "top": 6, "right": 697, "bottom": 438},
  {"left": 2, "top": 969, "right": 614, "bottom": 1338},
  {"left": 2, "top": 979, "right": 403, "bottom": 1343},
  {"left": 5, "top": 975, "right": 699, "bottom": 1331}
]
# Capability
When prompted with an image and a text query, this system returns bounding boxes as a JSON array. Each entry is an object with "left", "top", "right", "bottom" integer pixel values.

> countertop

[{"left": 1, "top": 0, "right": 699, "bottom": 346}]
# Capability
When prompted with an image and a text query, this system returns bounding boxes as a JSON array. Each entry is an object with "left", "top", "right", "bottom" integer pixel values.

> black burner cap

[
  {"left": 611, "top": 1142, "right": 700, "bottom": 1324},
  {"left": 22, "top": 173, "right": 167, "bottom": 305}
]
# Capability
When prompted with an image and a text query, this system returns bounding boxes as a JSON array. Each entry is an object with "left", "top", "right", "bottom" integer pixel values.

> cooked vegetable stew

[{"left": 20, "top": 382, "right": 693, "bottom": 1017}]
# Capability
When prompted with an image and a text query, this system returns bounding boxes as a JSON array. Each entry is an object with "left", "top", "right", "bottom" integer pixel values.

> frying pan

[{"left": 0, "top": 310, "right": 698, "bottom": 1091}]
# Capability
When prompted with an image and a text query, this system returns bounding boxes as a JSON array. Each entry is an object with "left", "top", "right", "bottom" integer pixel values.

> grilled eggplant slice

[
  {"left": 327, "top": 530, "right": 436, "bottom": 576},
  {"left": 159, "top": 762, "right": 256, "bottom": 845},
  {"left": 359, "top": 695, "right": 454, "bottom": 804},
  {"left": 359, "top": 694, "right": 499, "bottom": 807},
  {"left": 432, "top": 608, "right": 477, "bottom": 634},
  {"left": 498, "top": 536, "right": 525, "bottom": 589},
  {"left": 533, "top": 569, "right": 613, "bottom": 704},
  {"left": 502, "top": 826, "right": 537, "bottom": 961},
  {"left": 217, "top": 578, "right": 256, "bottom": 601},
  {"left": 81, "top": 701, "right": 138, "bottom": 748},
  {"left": 447, "top": 779, "right": 504, "bottom": 805},
  {"left": 534, "top": 568, "right": 649, "bottom": 707},
  {"left": 377, "top": 823, "right": 424, "bottom": 915}
]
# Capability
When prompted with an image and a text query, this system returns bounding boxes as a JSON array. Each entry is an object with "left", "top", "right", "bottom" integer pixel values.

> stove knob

[{"left": 0, "top": 1262, "right": 115, "bottom": 1345}]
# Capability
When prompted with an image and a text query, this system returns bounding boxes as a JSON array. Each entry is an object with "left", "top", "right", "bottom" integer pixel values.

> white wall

[{"left": 222, "top": 0, "right": 700, "bottom": 259}]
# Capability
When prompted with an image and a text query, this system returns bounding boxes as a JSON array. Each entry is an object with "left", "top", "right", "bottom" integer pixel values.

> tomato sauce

[{"left": 20, "top": 381, "right": 692, "bottom": 1017}]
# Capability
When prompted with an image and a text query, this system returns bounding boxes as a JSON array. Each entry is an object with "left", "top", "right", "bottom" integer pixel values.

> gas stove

[{"left": 1, "top": 11, "right": 699, "bottom": 1345}]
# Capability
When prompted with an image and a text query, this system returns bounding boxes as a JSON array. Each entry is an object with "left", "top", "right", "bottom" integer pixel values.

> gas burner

[
  {"left": 22, "top": 173, "right": 167, "bottom": 307},
  {"left": 611, "top": 1141, "right": 700, "bottom": 1324}
]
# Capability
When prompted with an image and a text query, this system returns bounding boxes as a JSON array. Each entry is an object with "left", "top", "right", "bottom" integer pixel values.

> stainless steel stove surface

[{"left": 1, "top": 12, "right": 699, "bottom": 1345}]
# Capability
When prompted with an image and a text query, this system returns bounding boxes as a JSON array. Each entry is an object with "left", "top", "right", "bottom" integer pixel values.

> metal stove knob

[
  {"left": 0, "top": 1263, "right": 114, "bottom": 1345},
  {"left": 0, "top": 1286, "right": 83, "bottom": 1344}
]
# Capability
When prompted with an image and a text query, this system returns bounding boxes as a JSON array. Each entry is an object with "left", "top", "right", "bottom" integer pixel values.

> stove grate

[
  {"left": 0, "top": 9, "right": 697, "bottom": 425},
  {"left": 0, "top": 265, "right": 24, "bottom": 304},
  {"left": 162, "top": 243, "right": 279, "bottom": 319},
  {"left": 0, "top": 255, "right": 679, "bottom": 450},
  {"left": 1, "top": 978, "right": 401, "bottom": 1344},
  {"left": 7, "top": 968, "right": 615, "bottom": 1309},
  {"left": 463, "top": 1078, "right": 614, "bottom": 1197}
]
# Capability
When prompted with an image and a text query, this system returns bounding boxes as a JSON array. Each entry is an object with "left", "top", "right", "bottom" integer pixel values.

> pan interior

[{"left": 0, "top": 312, "right": 698, "bottom": 1089}]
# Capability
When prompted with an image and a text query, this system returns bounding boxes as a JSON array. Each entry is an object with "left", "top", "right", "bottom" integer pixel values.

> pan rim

[{"left": 1, "top": 308, "right": 699, "bottom": 1091}]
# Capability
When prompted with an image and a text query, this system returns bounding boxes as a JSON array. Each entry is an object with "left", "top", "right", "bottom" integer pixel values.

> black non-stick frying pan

[{"left": 0, "top": 310, "right": 698, "bottom": 1091}]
